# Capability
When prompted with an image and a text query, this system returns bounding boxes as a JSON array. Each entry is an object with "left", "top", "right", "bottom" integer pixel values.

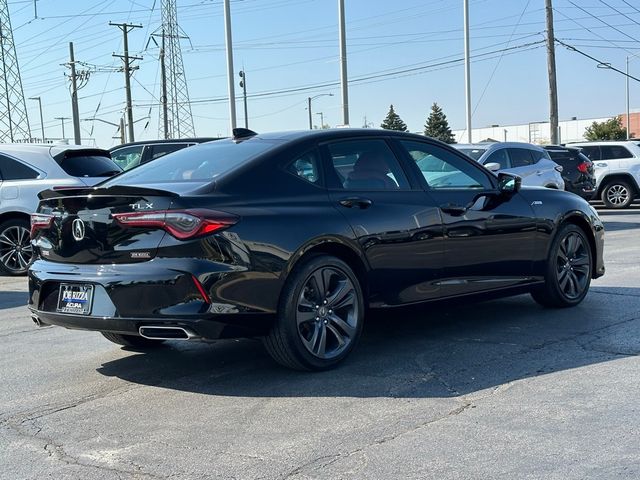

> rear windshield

[
  {"left": 456, "top": 148, "right": 487, "bottom": 161},
  {"left": 58, "top": 155, "right": 122, "bottom": 177},
  {"left": 100, "top": 138, "right": 277, "bottom": 186}
]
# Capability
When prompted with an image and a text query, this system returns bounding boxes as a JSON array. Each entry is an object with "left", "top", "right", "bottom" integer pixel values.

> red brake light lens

[
  {"left": 577, "top": 161, "right": 592, "bottom": 173},
  {"left": 113, "top": 209, "right": 237, "bottom": 240},
  {"left": 30, "top": 213, "right": 54, "bottom": 237}
]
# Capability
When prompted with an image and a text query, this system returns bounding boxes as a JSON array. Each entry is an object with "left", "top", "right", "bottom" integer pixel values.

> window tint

[
  {"left": 579, "top": 146, "right": 600, "bottom": 161},
  {"left": 484, "top": 149, "right": 510, "bottom": 169},
  {"left": 400, "top": 140, "right": 492, "bottom": 190},
  {"left": 149, "top": 143, "right": 189, "bottom": 161},
  {"left": 0, "top": 156, "right": 39, "bottom": 180},
  {"left": 58, "top": 155, "right": 121, "bottom": 177},
  {"left": 326, "top": 139, "right": 409, "bottom": 190},
  {"left": 110, "top": 145, "right": 143, "bottom": 170},
  {"left": 288, "top": 150, "right": 321, "bottom": 185},
  {"left": 101, "top": 137, "right": 277, "bottom": 186},
  {"left": 530, "top": 149, "right": 551, "bottom": 163},
  {"left": 600, "top": 145, "right": 632, "bottom": 160},
  {"left": 508, "top": 148, "right": 534, "bottom": 168}
]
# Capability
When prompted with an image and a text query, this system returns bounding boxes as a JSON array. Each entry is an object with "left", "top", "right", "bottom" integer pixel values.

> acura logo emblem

[{"left": 72, "top": 219, "right": 85, "bottom": 241}]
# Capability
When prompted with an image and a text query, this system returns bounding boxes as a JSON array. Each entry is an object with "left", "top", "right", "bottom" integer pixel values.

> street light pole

[
  {"left": 338, "top": 0, "right": 349, "bottom": 126},
  {"left": 223, "top": 0, "right": 237, "bottom": 132},
  {"left": 54, "top": 117, "right": 70, "bottom": 140},
  {"left": 307, "top": 93, "right": 333, "bottom": 130},
  {"left": 316, "top": 112, "right": 324, "bottom": 129},
  {"left": 463, "top": 0, "right": 472, "bottom": 143},
  {"left": 627, "top": 56, "right": 631, "bottom": 139},
  {"left": 28, "top": 97, "right": 45, "bottom": 142}
]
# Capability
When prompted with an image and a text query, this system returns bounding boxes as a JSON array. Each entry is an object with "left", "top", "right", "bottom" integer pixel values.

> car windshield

[
  {"left": 100, "top": 138, "right": 277, "bottom": 186},
  {"left": 456, "top": 147, "right": 487, "bottom": 161}
]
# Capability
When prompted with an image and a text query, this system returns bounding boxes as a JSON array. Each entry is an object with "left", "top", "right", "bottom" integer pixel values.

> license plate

[{"left": 57, "top": 283, "right": 94, "bottom": 315}]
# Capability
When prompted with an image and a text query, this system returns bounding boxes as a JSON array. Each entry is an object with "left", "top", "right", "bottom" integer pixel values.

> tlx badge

[{"left": 129, "top": 202, "right": 154, "bottom": 210}]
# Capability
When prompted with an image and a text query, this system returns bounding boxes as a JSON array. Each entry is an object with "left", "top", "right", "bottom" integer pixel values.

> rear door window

[
  {"left": 148, "top": 143, "right": 190, "bottom": 162},
  {"left": 600, "top": 145, "right": 632, "bottom": 159},
  {"left": 579, "top": 146, "right": 601, "bottom": 161},
  {"left": 507, "top": 148, "right": 534, "bottom": 168},
  {"left": 325, "top": 139, "right": 410, "bottom": 190},
  {"left": 110, "top": 145, "right": 144, "bottom": 170},
  {"left": 0, "top": 156, "right": 40, "bottom": 180},
  {"left": 484, "top": 149, "right": 510, "bottom": 169}
]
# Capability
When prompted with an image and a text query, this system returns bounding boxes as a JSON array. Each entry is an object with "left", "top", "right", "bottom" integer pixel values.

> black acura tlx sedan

[{"left": 28, "top": 128, "right": 605, "bottom": 370}]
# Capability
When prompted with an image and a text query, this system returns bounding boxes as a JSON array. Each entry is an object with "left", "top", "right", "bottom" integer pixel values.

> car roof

[
  {"left": 454, "top": 142, "right": 545, "bottom": 152},
  {"left": 109, "top": 138, "right": 220, "bottom": 150}
]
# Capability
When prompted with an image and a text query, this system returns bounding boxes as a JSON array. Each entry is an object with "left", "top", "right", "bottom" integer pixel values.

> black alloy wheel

[
  {"left": 264, "top": 255, "right": 364, "bottom": 371},
  {"left": 0, "top": 219, "right": 33, "bottom": 275},
  {"left": 531, "top": 224, "right": 593, "bottom": 308},
  {"left": 601, "top": 180, "right": 634, "bottom": 209}
]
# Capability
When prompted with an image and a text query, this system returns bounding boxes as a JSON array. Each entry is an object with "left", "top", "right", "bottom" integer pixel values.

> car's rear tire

[
  {"left": 531, "top": 223, "right": 593, "bottom": 308},
  {"left": 263, "top": 254, "right": 364, "bottom": 371},
  {"left": 601, "top": 180, "right": 634, "bottom": 209},
  {"left": 0, "top": 218, "right": 33, "bottom": 276},
  {"left": 101, "top": 332, "right": 166, "bottom": 348}
]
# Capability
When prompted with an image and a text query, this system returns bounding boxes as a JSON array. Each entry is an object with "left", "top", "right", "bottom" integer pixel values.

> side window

[
  {"left": 508, "top": 148, "right": 534, "bottom": 168},
  {"left": 0, "top": 156, "right": 39, "bottom": 180},
  {"left": 326, "top": 139, "right": 410, "bottom": 190},
  {"left": 600, "top": 145, "right": 632, "bottom": 160},
  {"left": 400, "top": 140, "right": 492, "bottom": 190},
  {"left": 149, "top": 143, "right": 189, "bottom": 161},
  {"left": 579, "top": 146, "right": 600, "bottom": 161},
  {"left": 531, "top": 149, "right": 551, "bottom": 163},
  {"left": 484, "top": 149, "right": 510, "bottom": 169},
  {"left": 110, "top": 145, "right": 143, "bottom": 171},
  {"left": 287, "top": 149, "right": 322, "bottom": 185}
]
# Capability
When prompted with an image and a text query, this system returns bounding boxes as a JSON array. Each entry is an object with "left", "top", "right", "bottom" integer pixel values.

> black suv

[
  {"left": 543, "top": 145, "right": 596, "bottom": 200},
  {"left": 109, "top": 138, "right": 218, "bottom": 171}
]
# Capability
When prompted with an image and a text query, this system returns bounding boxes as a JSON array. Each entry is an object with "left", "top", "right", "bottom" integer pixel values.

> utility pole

[
  {"left": 69, "top": 42, "right": 81, "bottom": 145},
  {"left": 307, "top": 97, "right": 313, "bottom": 130},
  {"left": 338, "top": 0, "right": 349, "bottom": 126},
  {"left": 316, "top": 112, "right": 324, "bottom": 129},
  {"left": 55, "top": 116, "right": 70, "bottom": 139},
  {"left": 160, "top": 30, "right": 169, "bottom": 139},
  {"left": 463, "top": 0, "right": 472, "bottom": 143},
  {"left": 239, "top": 70, "right": 248, "bottom": 128},
  {"left": 110, "top": 22, "right": 142, "bottom": 143},
  {"left": 545, "top": 0, "right": 559, "bottom": 144},
  {"left": 28, "top": 96, "right": 44, "bottom": 142},
  {"left": 120, "top": 117, "right": 126, "bottom": 144},
  {"left": 223, "top": 0, "right": 237, "bottom": 131}
]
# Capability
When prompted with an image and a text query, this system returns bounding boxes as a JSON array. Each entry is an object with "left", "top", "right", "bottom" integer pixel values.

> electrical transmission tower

[
  {"left": 0, "top": 0, "right": 31, "bottom": 142},
  {"left": 154, "top": 0, "right": 195, "bottom": 138}
]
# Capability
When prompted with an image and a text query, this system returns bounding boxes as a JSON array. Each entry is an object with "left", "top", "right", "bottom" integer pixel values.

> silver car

[
  {"left": 0, "top": 144, "right": 120, "bottom": 275},
  {"left": 453, "top": 142, "right": 565, "bottom": 190}
]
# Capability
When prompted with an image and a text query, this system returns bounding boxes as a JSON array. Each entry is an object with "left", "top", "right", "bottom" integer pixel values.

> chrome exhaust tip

[
  {"left": 138, "top": 326, "right": 197, "bottom": 341},
  {"left": 31, "top": 315, "right": 43, "bottom": 327}
]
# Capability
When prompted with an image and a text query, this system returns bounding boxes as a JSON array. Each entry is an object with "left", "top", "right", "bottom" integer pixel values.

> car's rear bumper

[{"left": 28, "top": 258, "right": 280, "bottom": 339}]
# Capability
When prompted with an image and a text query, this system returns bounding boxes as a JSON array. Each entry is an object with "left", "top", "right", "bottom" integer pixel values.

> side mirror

[
  {"left": 497, "top": 172, "right": 521, "bottom": 194},
  {"left": 484, "top": 162, "right": 501, "bottom": 172}
]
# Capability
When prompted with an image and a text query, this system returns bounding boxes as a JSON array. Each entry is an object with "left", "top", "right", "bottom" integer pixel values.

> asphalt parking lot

[{"left": 1, "top": 207, "right": 640, "bottom": 480}]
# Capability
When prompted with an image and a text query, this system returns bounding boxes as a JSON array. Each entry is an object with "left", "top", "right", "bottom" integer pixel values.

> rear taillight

[
  {"left": 112, "top": 209, "right": 237, "bottom": 240},
  {"left": 577, "top": 161, "right": 592, "bottom": 173},
  {"left": 30, "top": 213, "right": 54, "bottom": 237}
]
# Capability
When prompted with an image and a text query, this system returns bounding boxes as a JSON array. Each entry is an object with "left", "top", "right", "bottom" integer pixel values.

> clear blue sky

[{"left": 9, "top": 0, "right": 640, "bottom": 147}]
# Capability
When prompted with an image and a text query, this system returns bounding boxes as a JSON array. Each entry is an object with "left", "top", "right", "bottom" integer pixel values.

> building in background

[{"left": 452, "top": 111, "right": 640, "bottom": 145}]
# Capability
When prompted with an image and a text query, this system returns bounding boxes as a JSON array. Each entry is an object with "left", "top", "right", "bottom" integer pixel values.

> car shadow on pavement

[
  {"left": 0, "top": 291, "right": 28, "bottom": 310},
  {"left": 96, "top": 286, "right": 640, "bottom": 399}
]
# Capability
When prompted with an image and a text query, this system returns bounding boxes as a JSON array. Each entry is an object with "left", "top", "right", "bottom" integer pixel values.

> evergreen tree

[
  {"left": 380, "top": 104, "right": 408, "bottom": 131},
  {"left": 424, "top": 103, "right": 456, "bottom": 143}
]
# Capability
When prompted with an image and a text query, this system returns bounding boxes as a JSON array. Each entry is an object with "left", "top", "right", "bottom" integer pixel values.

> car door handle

[
  {"left": 440, "top": 203, "right": 468, "bottom": 216},
  {"left": 339, "top": 197, "right": 373, "bottom": 209},
  {"left": 536, "top": 170, "right": 543, "bottom": 175}
]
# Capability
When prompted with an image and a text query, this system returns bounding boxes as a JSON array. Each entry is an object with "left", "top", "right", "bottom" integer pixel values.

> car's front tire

[
  {"left": 263, "top": 254, "right": 364, "bottom": 371},
  {"left": 101, "top": 332, "right": 166, "bottom": 348},
  {"left": 531, "top": 223, "right": 593, "bottom": 308},
  {"left": 601, "top": 180, "right": 634, "bottom": 209}
]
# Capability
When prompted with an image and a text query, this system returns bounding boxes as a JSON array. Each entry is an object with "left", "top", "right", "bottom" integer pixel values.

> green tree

[
  {"left": 380, "top": 104, "right": 408, "bottom": 131},
  {"left": 424, "top": 102, "right": 456, "bottom": 143},
  {"left": 584, "top": 116, "right": 627, "bottom": 141}
]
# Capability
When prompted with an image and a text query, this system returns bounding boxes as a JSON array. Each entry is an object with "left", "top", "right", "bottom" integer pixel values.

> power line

[
  {"left": 555, "top": 39, "right": 640, "bottom": 82},
  {"left": 566, "top": 0, "right": 639, "bottom": 44},
  {"left": 597, "top": 0, "right": 640, "bottom": 28}
]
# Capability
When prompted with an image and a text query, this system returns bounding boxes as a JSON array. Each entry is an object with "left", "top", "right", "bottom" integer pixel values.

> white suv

[{"left": 569, "top": 141, "right": 640, "bottom": 209}]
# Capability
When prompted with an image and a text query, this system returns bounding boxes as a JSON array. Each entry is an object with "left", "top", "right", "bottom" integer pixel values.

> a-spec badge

[
  {"left": 129, "top": 202, "right": 154, "bottom": 210},
  {"left": 72, "top": 219, "right": 85, "bottom": 241},
  {"left": 531, "top": 200, "right": 543, "bottom": 206},
  {"left": 130, "top": 252, "right": 151, "bottom": 259}
]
